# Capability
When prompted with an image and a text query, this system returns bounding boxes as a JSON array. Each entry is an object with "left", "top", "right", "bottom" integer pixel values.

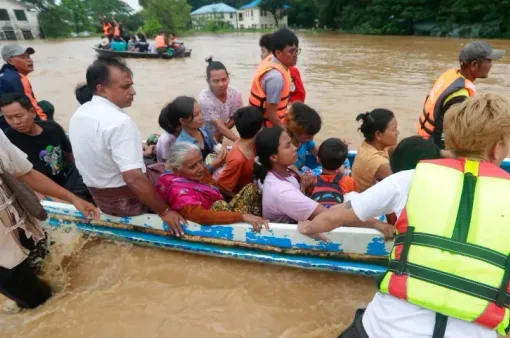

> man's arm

[
  {"left": 262, "top": 71, "right": 285, "bottom": 128},
  {"left": 213, "top": 119, "right": 238, "bottom": 142}
]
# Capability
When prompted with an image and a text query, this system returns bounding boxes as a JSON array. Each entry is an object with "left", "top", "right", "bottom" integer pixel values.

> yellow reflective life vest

[{"left": 379, "top": 158, "right": 510, "bottom": 336}]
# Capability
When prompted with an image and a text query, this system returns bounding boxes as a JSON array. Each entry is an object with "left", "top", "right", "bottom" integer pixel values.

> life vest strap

[
  {"left": 452, "top": 172, "right": 477, "bottom": 242},
  {"left": 394, "top": 232, "right": 508, "bottom": 270},
  {"left": 396, "top": 226, "right": 414, "bottom": 274},
  {"left": 387, "top": 260, "right": 510, "bottom": 306},
  {"left": 496, "top": 254, "right": 510, "bottom": 307},
  {"left": 432, "top": 313, "right": 448, "bottom": 338}
]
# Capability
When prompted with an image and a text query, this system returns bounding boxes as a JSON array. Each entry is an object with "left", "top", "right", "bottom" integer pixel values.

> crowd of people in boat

[
  {"left": 99, "top": 17, "right": 185, "bottom": 55},
  {"left": 0, "top": 26, "right": 509, "bottom": 338}
]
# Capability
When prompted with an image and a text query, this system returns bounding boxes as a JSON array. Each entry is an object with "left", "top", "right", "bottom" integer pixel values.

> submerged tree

[{"left": 260, "top": 0, "right": 288, "bottom": 26}]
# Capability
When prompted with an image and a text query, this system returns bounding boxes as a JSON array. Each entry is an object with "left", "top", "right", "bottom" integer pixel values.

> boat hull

[
  {"left": 42, "top": 201, "right": 389, "bottom": 275},
  {"left": 93, "top": 47, "right": 192, "bottom": 59}
]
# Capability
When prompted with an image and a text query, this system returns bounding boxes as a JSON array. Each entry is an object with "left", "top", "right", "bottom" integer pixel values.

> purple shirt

[
  {"left": 156, "top": 132, "right": 176, "bottom": 163},
  {"left": 262, "top": 172, "right": 319, "bottom": 224}
]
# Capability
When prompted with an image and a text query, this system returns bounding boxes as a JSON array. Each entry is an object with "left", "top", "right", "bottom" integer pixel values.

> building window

[
  {"left": 3, "top": 30, "right": 16, "bottom": 40},
  {"left": 250, "top": 10, "right": 253, "bottom": 17},
  {"left": 239, "top": 13, "right": 243, "bottom": 21},
  {"left": 0, "top": 9, "right": 9, "bottom": 21},
  {"left": 22, "top": 30, "right": 33, "bottom": 40},
  {"left": 230, "top": 13, "right": 233, "bottom": 19},
  {"left": 252, "top": 24, "right": 257, "bottom": 29},
  {"left": 14, "top": 10, "right": 27, "bottom": 21},
  {"left": 0, "top": 32, "right": 4, "bottom": 40}
]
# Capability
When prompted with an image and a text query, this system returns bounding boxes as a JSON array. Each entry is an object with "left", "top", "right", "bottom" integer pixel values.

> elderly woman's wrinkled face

[{"left": 174, "top": 148, "right": 205, "bottom": 181}]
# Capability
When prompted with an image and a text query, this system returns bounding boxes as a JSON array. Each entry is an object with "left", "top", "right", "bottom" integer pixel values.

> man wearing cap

[
  {"left": 417, "top": 41, "right": 505, "bottom": 148},
  {"left": 0, "top": 44, "right": 54, "bottom": 132}
]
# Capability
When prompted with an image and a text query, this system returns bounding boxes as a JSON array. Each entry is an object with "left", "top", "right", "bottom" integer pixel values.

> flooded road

[{"left": 1, "top": 33, "right": 510, "bottom": 338}]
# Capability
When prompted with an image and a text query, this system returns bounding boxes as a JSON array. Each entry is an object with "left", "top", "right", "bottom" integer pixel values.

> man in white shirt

[{"left": 69, "top": 57, "right": 185, "bottom": 236}]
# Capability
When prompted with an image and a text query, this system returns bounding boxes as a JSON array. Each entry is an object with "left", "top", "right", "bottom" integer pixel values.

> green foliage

[
  {"left": 85, "top": 0, "right": 133, "bottom": 18},
  {"left": 260, "top": 0, "right": 288, "bottom": 26},
  {"left": 61, "top": 0, "right": 92, "bottom": 34},
  {"left": 140, "top": 0, "right": 191, "bottom": 33},
  {"left": 38, "top": 5, "right": 74, "bottom": 38},
  {"left": 142, "top": 16, "right": 163, "bottom": 37}
]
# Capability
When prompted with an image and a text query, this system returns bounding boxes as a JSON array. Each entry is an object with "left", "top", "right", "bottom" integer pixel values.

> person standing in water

[
  {"left": 199, "top": 58, "right": 243, "bottom": 142},
  {"left": 417, "top": 41, "right": 504, "bottom": 148},
  {"left": 300, "top": 94, "right": 510, "bottom": 338},
  {"left": 259, "top": 33, "right": 306, "bottom": 103},
  {"left": 249, "top": 29, "right": 299, "bottom": 128}
]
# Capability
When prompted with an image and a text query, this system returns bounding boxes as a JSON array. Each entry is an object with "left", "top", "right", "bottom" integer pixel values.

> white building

[
  {"left": 191, "top": 3, "right": 238, "bottom": 30},
  {"left": 0, "top": 0, "right": 38, "bottom": 40},
  {"left": 237, "top": 0, "right": 288, "bottom": 30}
]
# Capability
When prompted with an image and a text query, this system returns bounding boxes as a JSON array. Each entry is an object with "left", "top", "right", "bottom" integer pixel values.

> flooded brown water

[{"left": 1, "top": 33, "right": 510, "bottom": 338}]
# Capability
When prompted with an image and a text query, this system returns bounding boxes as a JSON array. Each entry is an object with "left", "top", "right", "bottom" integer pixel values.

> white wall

[
  {"left": 0, "top": 0, "right": 39, "bottom": 40},
  {"left": 191, "top": 11, "right": 238, "bottom": 30},
  {"left": 237, "top": 7, "right": 287, "bottom": 30}
]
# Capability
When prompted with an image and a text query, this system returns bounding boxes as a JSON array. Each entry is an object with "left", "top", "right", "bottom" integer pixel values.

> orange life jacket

[
  {"left": 114, "top": 26, "right": 121, "bottom": 37},
  {"left": 249, "top": 57, "right": 291, "bottom": 127},
  {"left": 103, "top": 23, "right": 112, "bottom": 35},
  {"left": 417, "top": 68, "right": 476, "bottom": 138},
  {"left": 155, "top": 35, "right": 167, "bottom": 49},
  {"left": 20, "top": 74, "right": 46, "bottom": 120}
]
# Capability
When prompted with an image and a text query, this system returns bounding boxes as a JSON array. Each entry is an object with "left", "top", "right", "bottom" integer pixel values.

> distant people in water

[
  {"left": 259, "top": 33, "right": 306, "bottom": 103},
  {"left": 199, "top": 57, "right": 243, "bottom": 142},
  {"left": 0, "top": 44, "right": 55, "bottom": 132},
  {"left": 250, "top": 29, "right": 300, "bottom": 127},
  {"left": 110, "top": 36, "right": 127, "bottom": 52},
  {"left": 135, "top": 33, "right": 149, "bottom": 52},
  {"left": 351, "top": 109, "right": 399, "bottom": 192},
  {"left": 0, "top": 93, "right": 92, "bottom": 202},
  {"left": 417, "top": 41, "right": 505, "bottom": 149},
  {"left": 155, "top": 31, "right": 169, "bottom": 54}
]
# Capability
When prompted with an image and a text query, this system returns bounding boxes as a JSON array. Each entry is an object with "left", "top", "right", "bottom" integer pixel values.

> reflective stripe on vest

[
  {"left": 378, "top": 158, "right": 510, "bottom": 336},
  {"left": 155, "top": 35, "right": 167, "bottom": 49},
  {"left": 248, "top": 57, "right": 291, "bottom": 127},
  {"left": 417, "top": 69, "right": 476, "bottom": 138},
  {"left": 19, "top": 74, "right": 46, "bottom": 120}
]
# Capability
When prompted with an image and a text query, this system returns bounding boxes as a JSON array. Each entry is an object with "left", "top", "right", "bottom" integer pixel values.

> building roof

[
  {"left": 240, "top": 0, "right": 290, "bottom": 10},
  {"left": 191, "top": 3, "right": 238, "bottom": 15}
]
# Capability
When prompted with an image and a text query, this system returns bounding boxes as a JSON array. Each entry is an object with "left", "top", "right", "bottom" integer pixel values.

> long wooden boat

[
  {"left": 40, "top": 152, "right": 510, "bottom": 276},
  {"left": 93, "top": 47, "right": 192, "bottom": 59}
]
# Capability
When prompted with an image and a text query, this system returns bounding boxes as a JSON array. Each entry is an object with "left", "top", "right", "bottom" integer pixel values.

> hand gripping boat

[{"left": 40, "top": 153, "right": 510, "bottom": 276}]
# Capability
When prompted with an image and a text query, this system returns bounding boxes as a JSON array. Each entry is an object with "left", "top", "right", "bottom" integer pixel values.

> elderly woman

[
  {"left": 299, "top": 94, "right": 510, "bottom": 338},
  {"left": 156, "top": 142, "right": 267, "bottom": 231}
]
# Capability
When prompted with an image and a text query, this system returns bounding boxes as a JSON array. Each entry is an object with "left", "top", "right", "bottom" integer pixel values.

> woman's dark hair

[
  {"left": 286, "top": 102, "right": 322, "bottom": 136},
  {"left": 205, "top": 57, "right": 228, "bottom": 81},
  {"left": 254, "top": 126, "right": 285, "bottom": 183},
  {"left": 318, "top": 138, "right": 348, "bottom": 171},
  {"left": 137, "top": 33, "right": 147, "bottom": 42},
  {"left": 259, "top": 34, "right": 271, "bottom": 50},
  {"left": 355, "top": 108, "right": 395, "bottom": 142},
  {"left": 159, "top": 96, "right": 196, "bottom": 132},
  {"left": 390, "top": 136, "right": 441, "bottom": 173},
  {"left": 75, "top": 83, "right": 93, "bottom": 105}
]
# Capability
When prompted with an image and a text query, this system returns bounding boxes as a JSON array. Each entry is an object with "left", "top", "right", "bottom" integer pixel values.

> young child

[
  {"left": 285, "top": 102, "right": 321, "bottom": 172},
  {"left": 308, "top": 138, "right": 356, "bottom": 208},
  {"left": 75, "top": 83, "right": 93, "bottom": 105},
  {"left": 217, "top": 106, "right": 264, "bottom": 196}
]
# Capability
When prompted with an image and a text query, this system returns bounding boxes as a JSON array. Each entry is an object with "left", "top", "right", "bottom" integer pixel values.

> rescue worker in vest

[
  {"left": 299, "top": 93, "right": 510, "bottom": 338},
  {"left": 417, "top": 41, "right": 504, "bottom": 149},
  {"left": 259, "top": 33, "right": 306, "bottom": 103},
  {"left": 155, "top": 31, "right": 169, "bottom": 54},
  {"left": 249, "top": 28, "right": 299, "bottom": 128},
  {"left": 102, "top": 18, "right": 113, "bottom": 41},
  {"left": 0, "top": 44, "right": 55, "bottom": 132}
]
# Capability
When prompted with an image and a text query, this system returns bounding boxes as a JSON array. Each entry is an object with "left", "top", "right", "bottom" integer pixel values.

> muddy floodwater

[{"left": 1, "top": 33, "right": 510, "bottom": 338}]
